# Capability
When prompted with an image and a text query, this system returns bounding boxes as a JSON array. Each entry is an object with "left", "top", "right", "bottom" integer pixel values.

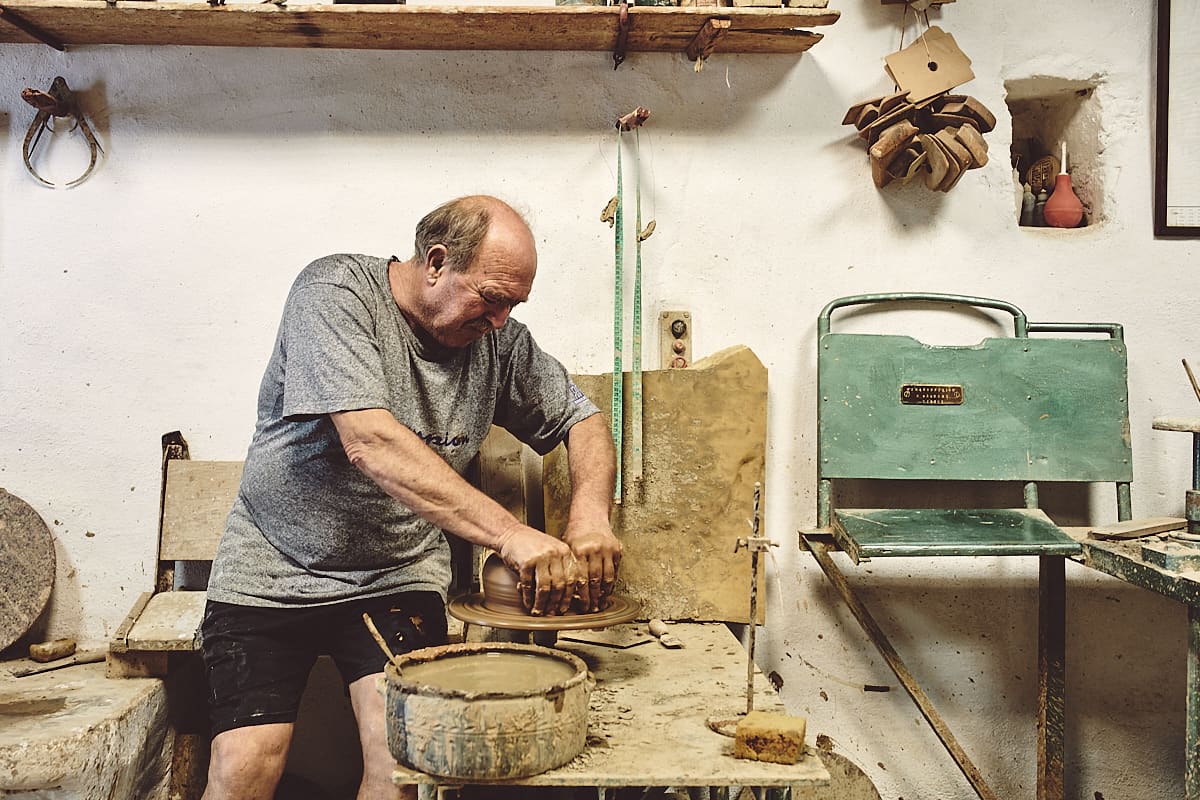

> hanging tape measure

[
  {"left": 611, "top": 128, "right": 625, "bottom": 503},
  {"left": 630, "top": 128, "right": 644, "bottom": 489},
  {"left": 608, "top": 107, "right": 653, "bottom": 503}
]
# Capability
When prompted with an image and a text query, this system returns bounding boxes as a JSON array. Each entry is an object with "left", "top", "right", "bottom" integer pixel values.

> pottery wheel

[
  {"left": 447, "top": 593, "right": 640, "bottom": 631},
  {"left": 0, "top": 489, "right": 56, "bottom": 652}
]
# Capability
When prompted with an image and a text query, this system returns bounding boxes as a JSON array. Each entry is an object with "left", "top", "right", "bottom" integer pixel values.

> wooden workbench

[
  {"left": 392, "top": 622, "right": 830, "bottom": 792},
  {"left": 1070, "top": 528, "right": 1200, "bottom": 798}
]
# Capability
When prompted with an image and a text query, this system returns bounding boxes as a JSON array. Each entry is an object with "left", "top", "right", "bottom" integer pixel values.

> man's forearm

[
  {"left": 332, "top": 407, "right": 582, "bottom": 614},
  {"left": 561, "top": 413, "right": 621, "bottom": 610},
  {"left": 332, "top": 408, "right": 525, "bottom": 552},
  {"left": 564, "top": 413, "right": 617, "bottom": 527}
]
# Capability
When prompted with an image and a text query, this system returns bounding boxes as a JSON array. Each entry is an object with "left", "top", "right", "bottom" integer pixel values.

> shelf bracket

[
  {"left": 686, "top": 17, "right": 730, "bottom": 62},
  {"left": 0, "top": 5, "right": 64, "bottom": 50},
  {"left": 612, "top": 0, "right": 630, "bottom": 70}
]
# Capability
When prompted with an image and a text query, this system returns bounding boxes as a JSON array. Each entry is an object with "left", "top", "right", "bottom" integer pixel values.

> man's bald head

[{"left": 412, "top": 195, "right": 532, "bottom": 273}]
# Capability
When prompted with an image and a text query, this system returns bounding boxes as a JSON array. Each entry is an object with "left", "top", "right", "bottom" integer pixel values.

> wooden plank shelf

[{"left": 0, "top": 0, "right": 839, "bottom": 55}]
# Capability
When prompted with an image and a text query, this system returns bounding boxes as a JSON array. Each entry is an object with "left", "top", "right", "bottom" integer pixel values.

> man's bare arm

[
  {"left": 331, "top": 408, "right": 576, "bottom": 615},
  {"left": 559, "top": 413, "right": 622, "bottom": 612}
]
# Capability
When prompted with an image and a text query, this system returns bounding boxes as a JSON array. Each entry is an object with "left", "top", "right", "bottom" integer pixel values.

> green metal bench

[{"left": 802, "top": 292, "right": 1133, "bottom": 800}]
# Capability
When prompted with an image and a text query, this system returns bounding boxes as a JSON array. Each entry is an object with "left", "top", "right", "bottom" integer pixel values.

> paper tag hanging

[{"left": 884, "top": 26, "right": 975, "bottom": 103}]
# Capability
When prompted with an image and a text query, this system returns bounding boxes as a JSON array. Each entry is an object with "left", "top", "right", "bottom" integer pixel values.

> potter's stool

[{"left": 0, "top": 661, "right": 172, "bottom": 798}]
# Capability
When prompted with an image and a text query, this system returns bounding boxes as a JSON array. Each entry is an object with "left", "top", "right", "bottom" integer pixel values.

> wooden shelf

[{"left": 0, "top": 0, "right": 838, "bottom": 56}]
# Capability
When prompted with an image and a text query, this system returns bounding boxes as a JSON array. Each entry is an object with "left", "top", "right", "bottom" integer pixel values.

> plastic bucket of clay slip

[{"left": 385, "top": 641, "right": 592, "bottom": 779}]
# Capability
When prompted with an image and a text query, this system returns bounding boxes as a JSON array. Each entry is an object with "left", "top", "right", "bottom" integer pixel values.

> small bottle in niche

[
  {"left": 1020, "top": 182, "right": 1035, "bottom": 226},
  {"left": 1034, "top": 188, "right": 1048, "bottom": 227}
]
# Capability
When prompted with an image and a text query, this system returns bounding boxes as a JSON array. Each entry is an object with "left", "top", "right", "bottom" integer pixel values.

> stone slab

[
  {"left": 543, "top": 345, "right": 767, "bottom": 623},
  {"left": 0, "top": 661, "right": 171, "bottom": 798}
]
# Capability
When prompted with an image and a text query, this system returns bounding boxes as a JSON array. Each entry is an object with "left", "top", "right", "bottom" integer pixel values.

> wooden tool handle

[{"left": 869, "top": 120, "right": 919, "bottom": 166}]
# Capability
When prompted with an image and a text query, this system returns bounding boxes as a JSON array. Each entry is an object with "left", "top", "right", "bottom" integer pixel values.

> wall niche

[{"left": 1004, "top": 76, "right": 1102, "bottom": 230}]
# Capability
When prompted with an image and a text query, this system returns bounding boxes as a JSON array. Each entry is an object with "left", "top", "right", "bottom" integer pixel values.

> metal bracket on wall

[{"left": 612, "top": 0, "right": 630, "bottom": 69}]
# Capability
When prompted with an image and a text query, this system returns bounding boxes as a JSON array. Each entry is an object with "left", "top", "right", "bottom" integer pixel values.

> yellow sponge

[{"left": 733, "top": 710, "right": 806, "bottom": 765}]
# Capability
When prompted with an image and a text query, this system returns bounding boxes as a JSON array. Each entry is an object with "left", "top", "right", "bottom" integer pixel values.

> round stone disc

[{"left": 0, "top": 489, "right": 56, "bottom": 652}]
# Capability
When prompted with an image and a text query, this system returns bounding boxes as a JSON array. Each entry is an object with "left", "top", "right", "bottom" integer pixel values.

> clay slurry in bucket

[
  {"left": 386, "top": 643, "right": 591, "bottom": 780},
  {"left": 401, "top": 651, "right": 577, "bottom": 693}
]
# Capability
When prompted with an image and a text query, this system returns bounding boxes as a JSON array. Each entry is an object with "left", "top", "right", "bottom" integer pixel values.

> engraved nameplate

[{"left": 900, "top": 384, "right": 964, "bottom": 405}]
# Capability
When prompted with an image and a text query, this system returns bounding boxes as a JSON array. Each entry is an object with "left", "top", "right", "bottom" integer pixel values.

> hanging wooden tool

[
  {"left": 843, "top": 6, "right": 992, "bottom": 192},
  {"left": 844, "top": 90, "right": 994, "bottom": 190}
]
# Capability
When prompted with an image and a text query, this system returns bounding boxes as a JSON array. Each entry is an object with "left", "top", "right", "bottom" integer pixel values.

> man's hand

[
  {"left": 495, "top": 526, "right": 581, "bottom": 616},
  {"left": 558, "top": 413, "right": 621, "bottom": 613},
  {"left": 563, "top": 521, "right": 621, "bottom": 612}
]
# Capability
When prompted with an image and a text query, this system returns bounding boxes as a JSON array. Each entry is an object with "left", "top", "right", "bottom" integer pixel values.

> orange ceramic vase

[{"left": 1043, "top": 172, "right": 1084, "bottom": 228}]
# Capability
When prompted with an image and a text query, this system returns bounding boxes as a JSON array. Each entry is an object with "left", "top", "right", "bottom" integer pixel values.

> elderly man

[{"left": 200, "top": 195, "right": 621, "bottom": 800}]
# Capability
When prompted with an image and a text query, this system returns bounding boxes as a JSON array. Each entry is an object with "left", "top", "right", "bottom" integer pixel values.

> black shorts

[{"left": 200, "top": 591, "right": 448, "bottom": 737}]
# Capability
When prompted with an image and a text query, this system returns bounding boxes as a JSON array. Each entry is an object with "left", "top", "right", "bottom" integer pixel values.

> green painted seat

[{"left": 816, "top": 293, "right": 1133, "bottom": 562}]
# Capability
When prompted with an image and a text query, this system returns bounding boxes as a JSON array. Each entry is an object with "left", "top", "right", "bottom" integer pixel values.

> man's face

[{"left": 418, "top": 218, "right": 537, "bottom": 349}]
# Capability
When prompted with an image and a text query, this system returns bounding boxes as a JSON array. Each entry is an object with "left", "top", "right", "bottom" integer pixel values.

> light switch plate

[{"left": 659, "top": 310, "right": 692, "bottom": 369}]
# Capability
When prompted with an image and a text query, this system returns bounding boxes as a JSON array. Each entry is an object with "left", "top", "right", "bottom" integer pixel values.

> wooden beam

[
  {"left": 0, "top": 5, "right": 65, "bottom": 49},
  {"left": 685, "top": 17, "right": 729, "bottom": 61},
  {"left": 0, "top": 1, "right": 838, "bottom": 52}
]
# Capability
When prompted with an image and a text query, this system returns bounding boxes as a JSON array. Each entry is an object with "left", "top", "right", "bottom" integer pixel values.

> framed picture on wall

[{"left": 1155, "top": 0, "right": 1200, "bottom": 237}]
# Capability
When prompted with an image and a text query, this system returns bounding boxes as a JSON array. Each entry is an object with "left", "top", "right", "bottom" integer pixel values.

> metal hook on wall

[
  {"left": 612, "top": 0, "right": 630, "bottom": 70},
  {"left": 21, "top": 76, "right": 103, "bottom": 188}
]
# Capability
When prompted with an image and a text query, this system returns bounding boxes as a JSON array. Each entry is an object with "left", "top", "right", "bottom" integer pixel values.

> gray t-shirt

[{"left": 207, "top": 254, "right": 599, "bottom": 608}]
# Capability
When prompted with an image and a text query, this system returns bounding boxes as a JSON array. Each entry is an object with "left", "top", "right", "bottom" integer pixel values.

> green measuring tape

[
  {"left": 630, "top": 129, "right": 645, "bottom": 489},
  {"left": 611, "top": 129, "right": 625, "bottom": 502},
  {"left": 610, "top": 127, "right": 648, "bottom": 503}
]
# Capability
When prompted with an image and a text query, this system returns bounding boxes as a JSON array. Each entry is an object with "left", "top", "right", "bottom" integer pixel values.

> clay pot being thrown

[
  {"left": 481, "top": 552, "right": 528, "bottom": 614},
  {"left": 385, "top": 642, "right": 592, "bottom": 779}
]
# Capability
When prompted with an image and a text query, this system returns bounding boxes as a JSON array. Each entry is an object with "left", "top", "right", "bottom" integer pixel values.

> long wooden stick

[
  {"left": 11, "top": 649, "right": 106, "bottom": 677},
  {"left": 1184, "top": 359, "right": 1200, "bottom": 405},
  {"left": 362, "top": 612, "right": 403, "bottom": 671}
]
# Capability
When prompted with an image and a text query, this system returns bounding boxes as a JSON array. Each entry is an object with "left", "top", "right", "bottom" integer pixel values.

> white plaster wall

[{"left": 0, "top": 1, "right": 1193, "bottom": 797}]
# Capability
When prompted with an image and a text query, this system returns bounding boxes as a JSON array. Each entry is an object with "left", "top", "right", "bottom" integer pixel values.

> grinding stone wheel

[{"left": 0, "top": 489, "right": 56, "bottom": 652}]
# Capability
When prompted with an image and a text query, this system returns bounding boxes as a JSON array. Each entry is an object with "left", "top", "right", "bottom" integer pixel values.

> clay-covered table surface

[
  {"left": 1065, "top": 526, "right": 1200, "bottom": 604},
  {"left": 392, "top": 622, "right": 830, "bottom": 789}
]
